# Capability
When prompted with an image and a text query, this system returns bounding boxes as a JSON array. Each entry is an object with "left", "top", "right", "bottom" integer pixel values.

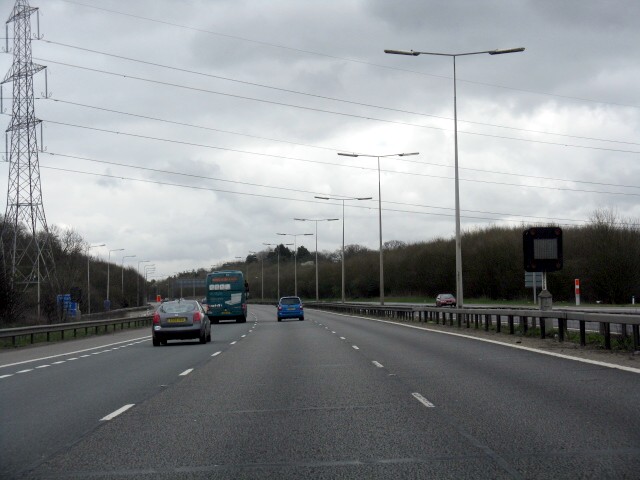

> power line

[
  {"left": 56, "top": 0, "right": 639, "bottom": 110},
  {"left": 39, "top": 98, "right": 639, "bottom": 192},
  {"left": 38, "top": 150, "right": 592, "bottom": 225},
  {"left": 36, "top": 118, "right": 639, "bottom": 197},
  {"left": 32, "top": 57, "right": 640, "bottom": 155},
  {"left": 37, "top": 162, "right": 598, "bottom": 226},
  {"left": 37, "top": 39, "right": 640, "bottom": 147},
  {"left": 2, "top": 109, "right": 636, "bottom": 195}
]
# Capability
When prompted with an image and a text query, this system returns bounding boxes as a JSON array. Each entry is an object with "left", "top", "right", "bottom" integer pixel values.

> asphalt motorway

[{"left": 1, "top": 306, "right": 639, "bottom": 479}]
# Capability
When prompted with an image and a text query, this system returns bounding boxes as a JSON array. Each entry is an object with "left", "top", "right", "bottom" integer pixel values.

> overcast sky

[{"left": 1, "top": 0, "right": 638, "bottom": 280}]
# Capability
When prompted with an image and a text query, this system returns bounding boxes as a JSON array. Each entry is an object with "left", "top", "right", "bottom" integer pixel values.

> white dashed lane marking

[
  {"left": 372, "top": 361, "right": 384, "bottom": 368},
  {"left": 100, "top": 404, "right": 135, "bottom": 421},
  {"left": 179, "top": 369, "right": 194, "bottom": 376},
  {"left": 412, "top": 392, "right": 435, "bottom": 408}
]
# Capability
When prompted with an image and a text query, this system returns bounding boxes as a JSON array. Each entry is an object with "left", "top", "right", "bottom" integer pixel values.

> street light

[
  {"left": 86, "top": 243, "right": 105, "bottom": 315},
  {"left": 137, "top": 260, "right": 151, "bottom": 306},
  {"left": 294, "top": 218, "right": 339, "bottom": 301},
  {"left": 144, "top": 264, "right": 155, "bottom": 301},
  {"left": 264, "top": 242, "right": 292, "bottom": 299},
  {"left": 121, "top": 255, "right": 136, "bottom": 306},
  {"left": 338, "top": 152, "right": 418, "bottom": 305},
  {"left": 106, "top": 248, "right": 124, "bottom": 309},
  {"left": 315, "top": 195, "right": 372, "bottom": 302},
  {"left": 384, "top": 47, "right": 524, "bottom": 306},
  {"left": 249, "top": 251, "right": 258, "bottom": 300},
  {"left": 276, "top": 232, "right": 313, "bottom": 296}
]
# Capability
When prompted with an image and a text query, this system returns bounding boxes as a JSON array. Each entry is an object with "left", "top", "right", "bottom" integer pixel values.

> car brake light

[
  {"left": 277, "top": 305, "right": 282, "bottom": 311},
  {"left": 153, "top": 312, "right": 160, "bottom": 324},
  {"left": 193, "top": 312, "right": 201, "bottom": 323}
]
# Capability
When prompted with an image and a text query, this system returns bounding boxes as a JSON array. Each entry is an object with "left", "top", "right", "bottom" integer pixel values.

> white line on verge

[
  {"left": 0, "top": 336, "right": 151, "bottom": 369},
  {"left": 412, "top": 392, "right": 435, "bottom": 408},
  {"left": 100, "top": 404, "right": 135, "bottom": 421},
  {"left": 322, "top": 311, "right": 640, "bottom": 375}
]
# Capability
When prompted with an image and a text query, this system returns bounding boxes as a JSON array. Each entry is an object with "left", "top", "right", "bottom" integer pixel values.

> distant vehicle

[
  {"left": 436, "top": 293, "right": 456, "bottom": 307},
  {"left": 206, "top": 270, "right": 248, "bottom": 323},
  {"left": 277, "top": 296, "right": 304, "bottom": 321},
  {"left": 152, "top": 299, "right": 211, "bottom": 346}
]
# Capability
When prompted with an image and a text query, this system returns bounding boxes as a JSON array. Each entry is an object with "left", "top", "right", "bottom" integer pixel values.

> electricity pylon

[{"left": 1, "top": 0, "right": 56, "bottom": 316}]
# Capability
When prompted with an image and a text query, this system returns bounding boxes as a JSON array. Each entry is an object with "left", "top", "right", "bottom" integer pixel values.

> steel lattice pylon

[{"left": 1, "top": 0, "right": 56, "bottom": 301}]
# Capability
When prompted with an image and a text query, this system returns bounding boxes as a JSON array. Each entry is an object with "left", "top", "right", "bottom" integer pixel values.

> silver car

[{"left": 152, "top": 299, "right": 211, "bottom": 346}]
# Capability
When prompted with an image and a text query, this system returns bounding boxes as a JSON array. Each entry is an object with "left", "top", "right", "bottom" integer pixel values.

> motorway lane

[
  {"left": 309, "top": 309, "right": 640, "bottom": 477},
  {"left": 17, "top": 305, "right": 510, "bottom": 479},
  {"left": 5, "top": 305, "right": 640, "bottom": 478},
  {"left": 0, "top": 315, "right": 256, "bottom": 478}
]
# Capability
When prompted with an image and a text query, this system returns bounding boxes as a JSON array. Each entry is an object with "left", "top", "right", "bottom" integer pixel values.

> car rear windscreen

[{"left": 280, "top": 298, "right": 300, "bottom": 305}]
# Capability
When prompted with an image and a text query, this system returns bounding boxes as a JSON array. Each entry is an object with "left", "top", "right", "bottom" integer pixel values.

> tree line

[
  {"left": 1, "top": 209, "right": 638, "bottom": 326},
  {"left": 244, "top": 209, "right": 640, "bottom": 305}
]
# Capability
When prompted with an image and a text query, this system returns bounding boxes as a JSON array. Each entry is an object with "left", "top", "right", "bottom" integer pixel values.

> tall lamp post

[
  {"left": 315, "top": 195, "right": 372, "bottom": 302},
  {"left": 276, "top": 232, "right": 313, "bottom": 297},
  {"left": 264, "top": 242, "right": 292, "bottom": 299},
  {"left": 384, "top": 47, "right": 524, "bottom": 307},
  {"left": 86, "top": 243, "right": 105, "bottom": 315},
  {"left": 338, "top": 152, "right": 418, "bottom": 305},
  {"left": 137, "top": 260, "right": 151, "bottom": 306},
  {"left": 249, "top": 251, "right": 258, "bottom": 300},
  {"left": 294, "top": 217, "right": 339, "bottom": 301},
  {"left": 144, "top": 264, "right": 155, "bottom": 302},
  {"left": 106, "top": 248, "right": 124, "bottom": 309},
  {"left": 121, "top": 255, "right": 136, "bottom": 306}
]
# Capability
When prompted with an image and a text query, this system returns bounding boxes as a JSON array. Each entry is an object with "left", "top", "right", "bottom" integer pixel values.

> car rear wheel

[
  {"left": 299, "top": 316, "right": 304, "bottom": 321},
  {"left": 152, "top": 336, "right": 160, "bottom": 347}
]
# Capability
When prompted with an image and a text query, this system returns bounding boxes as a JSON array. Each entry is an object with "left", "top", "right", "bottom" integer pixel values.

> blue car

[{"left": 277, "top": 296, "right": 304, "bottom": 321}]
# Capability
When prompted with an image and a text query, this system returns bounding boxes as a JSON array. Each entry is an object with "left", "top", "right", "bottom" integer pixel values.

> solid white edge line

[
  {"left": 316, "top": 310, "right": 640, "bottom": 375},
  {"left": 179, "top": 368, "right": 194, "bottom": 376},
  {"left": 100, "top": 404, "right": 135, "bottom": 421},
  {"left": 412, "top": 392, "right": 435, "bottom": 408},
  {"left": 0, "top": 335, "right": 151, "bottom": 369}
]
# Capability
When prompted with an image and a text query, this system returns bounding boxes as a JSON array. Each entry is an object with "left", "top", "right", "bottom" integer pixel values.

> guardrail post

[
  {"left": 633, "top": 325, "right": 639, "bottom": 351},
  {"left": 496, "top": 315, "right": 501, "bottom": 333},
  {"left": 558, "top": 318, "right": 565, "bottom": 342},
  {"left": 508, "top": 315, "right": 514, "bottom": 334},
  {"left": 522, "top": 316, "right": 528, "bottom": 334},
  {"left": 603, "top": 323, "right": 611, "bottom": 349},
  {"left": 540, "top": 318, "right": 546, "bottom": 339}
]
